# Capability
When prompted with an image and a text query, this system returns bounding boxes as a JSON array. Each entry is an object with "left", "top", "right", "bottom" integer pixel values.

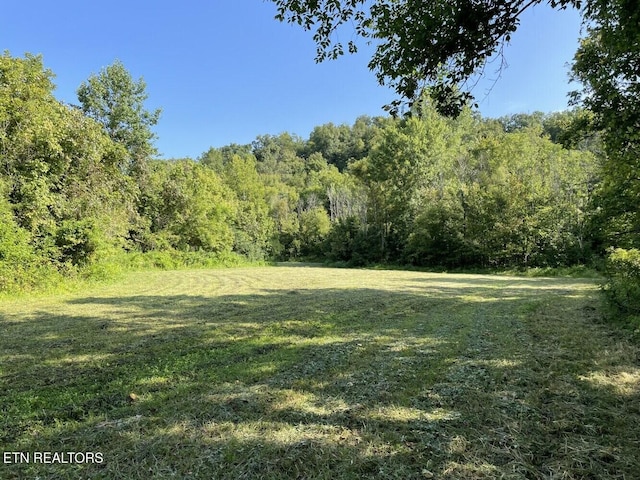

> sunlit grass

[
  {"left": 579, "top": 368, "right": 640, "bottom": 396},
  {"left": 0, "top": 266, "right": 638, "bottom": 479}
]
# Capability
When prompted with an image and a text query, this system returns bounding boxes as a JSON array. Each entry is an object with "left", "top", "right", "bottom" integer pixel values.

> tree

[
  {"left": 570, "top": 0, "right": 640, "bottom": 248},
  {"left": 568, "top": 0, "right": 640, "bottom": 312},
  {"left": 219, "top": 155, "right": 275, "bottom": 260},
  {"left": 0, "top": 53, "right": 62, "bottom": 235},
  {"left": 143, "top": 160, "right": 236, "bottom": 252},
  {"left": 298, "top": 206, "right": 331, "bottom": 257},
  {"left": 306, "top": 122, "right": 353, "bottom": 171},
  {"left": 77, "top": 60, "right": 161, "bottom": 174},
  {"left": 498, "top": 111, "right": 546, "bottom": 133},
  {"left": 351, "top": 102, "right": 457, "bottom": 260},
  {"left": 304, "top": 116, "right": 384, "bottom": 170},
  {"left": 270, "top": 0, "right": 580, "bottom": 116},
  {"left": 0, "top": 53, "right": 133, "bottom": 265}
]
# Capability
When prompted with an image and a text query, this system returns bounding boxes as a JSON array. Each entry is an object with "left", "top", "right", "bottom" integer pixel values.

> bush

[
  {"left": 603, "top": 248, "right": 640, "bottom": 319},
  {"left": 0, "top": 191, "right": 63, "bottom": 293},
  {"left": 55, "top": 219, "right": 102, "bottom": 266},
  {"left": 324, "top": 217, "right": 380, "bottom": 266},
  {"left": 0, "top": 260, "right": 61, "bottom": 294},
  {"left": 105, "top": 249, "right": 259, "bottom": 272}
]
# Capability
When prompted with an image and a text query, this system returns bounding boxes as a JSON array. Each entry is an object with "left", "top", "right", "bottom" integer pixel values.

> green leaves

[
  {"left": 604, "top": 248, "right": 640, "bottom": 314},
  {"left": 340, "top": 100, "right": 599, "bottom": 267},
  {"left": 270, "top": 0, "right": 581, "bottom": 117},
  {"left": 570, "top": 0, "right": 640, "bottom": 250},
  {"left": 77, "top": 60, "right": 161, "bottom": 174},
  {"left": 142, "top": 160, "right": 236, "bottom": 253},
  {"left": 0, "top": 53, "right": 139, "bottom": 283},
  {"left": 55, "top": 219, "right": 101, "bottom": 266}
]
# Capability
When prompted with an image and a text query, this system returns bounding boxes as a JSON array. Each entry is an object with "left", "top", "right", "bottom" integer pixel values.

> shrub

[
  {"left": 55, "top": 219, "right": 102, "bottom": 266},
  {"left": 603, "top": 248, "right": 640, "bottom": 320},
  {"left": 323, "top": 217, "right": 379, "bottom": 265}
]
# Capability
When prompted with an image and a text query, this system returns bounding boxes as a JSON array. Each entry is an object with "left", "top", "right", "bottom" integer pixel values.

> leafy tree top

[
  {"left": 77, "top": 60, "right": 161, "bottom": 170},
  {"left": 270, "top": 0, "right": 582, "bottom": 116}
]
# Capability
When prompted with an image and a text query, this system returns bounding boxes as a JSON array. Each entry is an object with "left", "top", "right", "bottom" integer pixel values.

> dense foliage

[
  {"left": 0, "top": 53, "right": 134, "bottom": 290},
  {"left": 268, "top": 0, "right": 640, "bottom": 318},
  {"left": 0, "top": 52, "right": 607, "bottom": 295},
  {"left": 603, "top": 248, "right": 640, "bottom": 319}
]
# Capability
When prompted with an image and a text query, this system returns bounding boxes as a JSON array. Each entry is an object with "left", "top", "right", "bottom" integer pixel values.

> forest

[{"left": 0, "top": 51, "right": 637, "bottom": 321}]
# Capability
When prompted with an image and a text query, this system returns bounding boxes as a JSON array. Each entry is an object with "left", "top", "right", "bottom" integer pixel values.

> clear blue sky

[{"left": 1, "top": 1, "right": 583, "bottom": 159}]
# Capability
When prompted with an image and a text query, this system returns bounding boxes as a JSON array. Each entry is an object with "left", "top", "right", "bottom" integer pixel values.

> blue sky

[{"left": 2, "top": 1, "right": 583, "bottom": 159}]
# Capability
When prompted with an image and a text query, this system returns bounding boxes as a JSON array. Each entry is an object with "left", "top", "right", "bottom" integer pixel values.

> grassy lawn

[{"left": 1, "top": 266, "right": 639, "bottom": 479}]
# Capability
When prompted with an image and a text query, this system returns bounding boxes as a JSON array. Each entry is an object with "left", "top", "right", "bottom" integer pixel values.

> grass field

[{"left": 1, "top": 266, "right": 639, "bottom": 479}]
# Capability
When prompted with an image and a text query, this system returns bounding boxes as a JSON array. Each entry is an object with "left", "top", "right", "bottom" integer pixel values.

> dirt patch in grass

[{"left": 1, "top": 267, "right": 638, "bottom": 479}]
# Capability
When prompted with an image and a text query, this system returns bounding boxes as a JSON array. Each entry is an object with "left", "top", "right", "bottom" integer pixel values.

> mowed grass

[{"left": 1, "top": 266, "right": 639, "bottom": 479}]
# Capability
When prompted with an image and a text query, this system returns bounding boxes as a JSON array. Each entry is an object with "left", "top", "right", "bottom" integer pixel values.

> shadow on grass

[{"left": 0, "top": 275, "right": 638, "bottom": 479}]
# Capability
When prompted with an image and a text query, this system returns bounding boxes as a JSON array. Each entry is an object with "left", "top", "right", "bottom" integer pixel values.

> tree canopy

[
  {"left": 270, "top": 0, "right": 582, "bottom": 116},
  {"left": 77, "top": 60, "right": 161, "bottom": 174},
  {"left": 570, "top": 0, "right": 640, "bottom": 248}
]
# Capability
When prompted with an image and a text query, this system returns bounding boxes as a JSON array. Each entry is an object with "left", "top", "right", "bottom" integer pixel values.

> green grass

[{"left": 1, "top": 266, "right": 639, "bottom": 479}]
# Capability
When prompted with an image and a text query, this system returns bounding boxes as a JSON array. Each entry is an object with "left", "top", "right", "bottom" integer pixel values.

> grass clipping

[{"left": 1, "top": 267, "right": 639, "bottom": 479}]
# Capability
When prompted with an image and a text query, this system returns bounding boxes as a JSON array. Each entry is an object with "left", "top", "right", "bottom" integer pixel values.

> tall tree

[
  {"left": 0, "top": 53, "right": 134, "bottom": 266},
  {"left": 570, "top": 0, "right": 640, "bottom": 248},
  {"left": 77, "top": 60, "right": 161, "bottom": 174},
  {"left": 219, "top": 154, "right": 275, "bottom": 260}
]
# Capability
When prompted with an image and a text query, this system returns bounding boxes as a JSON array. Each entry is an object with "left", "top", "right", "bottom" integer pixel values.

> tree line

[{"left": 1, "top": 52, "right": 608, "bottom": 295}]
